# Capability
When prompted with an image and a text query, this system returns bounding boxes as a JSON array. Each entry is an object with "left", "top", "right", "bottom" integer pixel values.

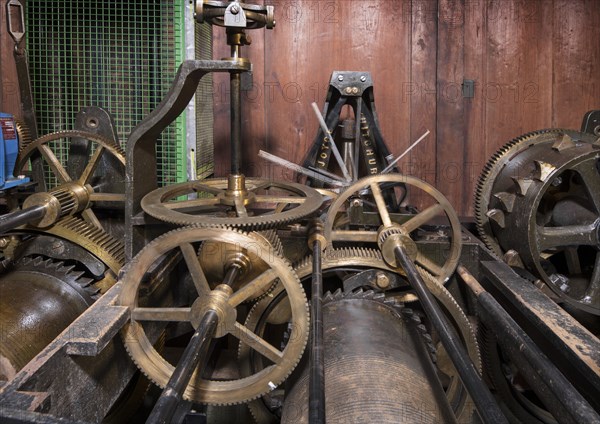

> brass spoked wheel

[
  {"left": 15, "top": 130, "right": 126, "bottom": 230},
  {"left": 118, "top": 226, "right": 309, "bottom": 405},
  {"left": 324, "top": 174, "right": 462, "bottom": 283},
  {"left": 141, "top": 174, "right": 323, "bottom": 230}
]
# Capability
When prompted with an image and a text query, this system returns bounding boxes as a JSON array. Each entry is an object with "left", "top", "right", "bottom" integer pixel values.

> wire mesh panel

[
  {"left": 26, "top": 1, "right": 186, "bottom": 187},
  {"left": 195, "top": 22, "right": 214, "bottom": 180}
]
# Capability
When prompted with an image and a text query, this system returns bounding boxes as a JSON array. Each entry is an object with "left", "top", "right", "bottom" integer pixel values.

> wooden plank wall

[{"left": 213, "top": 0, "right": 600, "bottom": 216}]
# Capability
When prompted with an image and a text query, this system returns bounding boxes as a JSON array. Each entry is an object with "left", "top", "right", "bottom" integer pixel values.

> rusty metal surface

[{"left": 480, "top": 260, "right": 600, "bottom": 410}]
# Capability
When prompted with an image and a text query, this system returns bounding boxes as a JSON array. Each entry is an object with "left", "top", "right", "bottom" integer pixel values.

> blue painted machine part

[{"left": 0, "top": 112, "right": 30, "bottom": 189}]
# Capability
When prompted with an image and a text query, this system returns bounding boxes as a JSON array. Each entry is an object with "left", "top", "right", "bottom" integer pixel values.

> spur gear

[
  {"left": 240, "top": 249, "right": 480, "bottom": 423},
  {"left": 474, "top": 130, "right": 600, "bottom": 314},
  {"left": 118, "top": 226, "right": 309, "bottom": 405},
  {"left": 140, "top": 174, "right": 322, "bottom": 230},
  {"left": 324, "top": 174, "right": 462, "bottom": 284},
  {"left": 13, "top": 130, "right": 126, "bottom": 230},
  {"left": 474, "top": 129, "right": 595, "bottom": 256}
]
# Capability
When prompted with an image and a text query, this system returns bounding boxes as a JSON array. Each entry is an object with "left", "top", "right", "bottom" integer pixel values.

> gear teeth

[
  {"left": 14, "top": 255, "right": 99, "bottom": 304},
  {"left": 121, "top": 225, "right": 310, "bottom": 407},
  {"left": 486, "top": 209, "right": 505, "bottom": 229},
  {"left": 15, "top": 129, "right": 125, "bottom": 175},
  {"left": 552, "top": 133, "right": 576, "bottom": 151},
  {"left": 512, "top": 177, "right": 534, "bottom": 196},
  {"left": 493, "top": 192, "right": 516, "bottom": 213},
  {"left": 533, "top": 160, "right": 556, "bottom": 182},
  {"left": 473, "top": 128, "right": 567, "bottom": 256}
]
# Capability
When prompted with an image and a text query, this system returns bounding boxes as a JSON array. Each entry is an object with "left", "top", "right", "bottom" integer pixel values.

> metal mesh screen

[
  {"left": 26, "top": 1, "right": 186, "bottom": 186},
  {"left": 195, "top": 22, "right": 214, "bottom": 180}
]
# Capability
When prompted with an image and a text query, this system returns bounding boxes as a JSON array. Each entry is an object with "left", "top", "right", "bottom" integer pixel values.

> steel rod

[
  {"left": 457, "top": 265, "right": 600, "bottom": 424},
  {"left": 0, "top": 205, "right": 47, "bottom": 234},
  {"left": 309, "top": 238, "right": 326, "bottom": 424},
  {"left": 230, "top": 71, "right": 242, "bottom": 175},
  {"left": 146, "top": 309, "right": 219, "bottom": 424},
  {"left": 393, "top": 246, "right": 507, "bottom": 424}
]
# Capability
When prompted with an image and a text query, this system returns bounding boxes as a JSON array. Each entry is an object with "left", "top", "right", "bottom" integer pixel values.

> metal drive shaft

[
  {"left": 308, "top": 220, "right": 326, "bottom": 424},
  {"left": 0, "top": 205, "right": 46, "bottom": 234},
  {"left": 146, "top": 310, "right": 219, "bottom": 424},
  {"left": 393, "top": 245, "right": 508, "bottom": 424}
]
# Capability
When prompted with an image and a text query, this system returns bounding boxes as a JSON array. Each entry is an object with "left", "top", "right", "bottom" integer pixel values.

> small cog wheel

[
  {"left": 118, "top": 226, "right": 309, "bottom": 405},
  {"left": 140, "top": 174, "right": 322, "bottom": 230}
]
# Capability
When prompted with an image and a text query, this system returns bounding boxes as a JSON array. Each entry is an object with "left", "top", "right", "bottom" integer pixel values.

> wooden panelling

[
  {"left": 211, "top": 0, "right": 600, "bottom": 216},
  {"left": 0, "top": 2, "right": 596, "bottom": 214}
]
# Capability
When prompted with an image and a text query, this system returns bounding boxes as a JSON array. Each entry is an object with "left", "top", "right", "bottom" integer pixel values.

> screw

[
  {"left": 230, "top": 4, "right": 240, "bottom": 14},
  {"left": 375, "top": 271, "right": 390, "bottom": 289},
  {"left": 337, "top": 75, "right": 344, "bottom": 81},
  {"left": 0, "top": 238, "right": 9, "bottom": 248},
  {"left": 351, "top": 199, "right": 363, "bottom": 208},
  {"left": 360, "top": 75, "right": 367, "bottom": 82},
  {"left": 344, "top": 87, "right": 353, "bottom": 95},
  {"left": 551, "top": 176, "right": 562, "bottom": 186},
  {"left": 351, "top": 87, "right": 359, "bottom": 94}
]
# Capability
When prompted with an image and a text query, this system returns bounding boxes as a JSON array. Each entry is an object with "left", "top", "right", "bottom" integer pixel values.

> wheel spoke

[
  {"left": 163, "top": 197, "right": 220, "bottom": 210},
  {"left": 249, "top": 181, "right": 272, "bottom": 192},
  {"left": 39, "top": 144, "right": 71, "bottom": 183},
  {"left": 180, "top": 242, "right": 210, "bottom": 297},
  {"left": 538, "top": 223, "right": 598, "bottom": 251},
  {"left": 89, "top": 193, "right": 126, "bottom": 202},
  {"left": 402, "top": 203, "right": 445, "bottom": 233},
  {"left": 131, "top": 307, "right": 191, "bottom": 322},
  {"left": 583, "top": 252, "right": 600, "bottom": 304},
  {"left": 574, "top": 162, "right": 600, "bottom": 213},
  {"left": 228, "top": 269, "right": 277, "bottom": 307},
  {"left": 231, "top": 322, "right": 283, "bottom": 363},
  {"left": 564, "top": 247, "right": 582, "bottom": 275},
  {"left": 193, "top": 183, "right": 226, "bottom": 196},
  {"left": 370, "top": 183, "right": 392, "bottom": 227},
  {"left": 254, "top": 195, "right": 306, "bottom": 204},
  {"left": 78, "top": 145, "right": 105, "bottom": 185}
]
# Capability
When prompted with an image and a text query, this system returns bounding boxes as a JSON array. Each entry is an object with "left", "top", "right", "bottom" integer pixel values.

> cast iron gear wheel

[
  {"left": 473, "top": 128, "right": 597, "bottom": 256},
  {"left": 14, "top": 130, "right": 125, "bottom": 230},
  {"left": 140, "top": 176, "right": 323, "bottom": 230},
  {"left": 474, "top": 129, "right": 600, "bottom": 314},
  {"left": 118, "top": 226, "right": 309, "bottom": 405},
  {"left": 240, "top": 249, "right": 480, "bottom": 423},
  {"left": 324, "top": 174, "right": 462, "bottom": 284}
]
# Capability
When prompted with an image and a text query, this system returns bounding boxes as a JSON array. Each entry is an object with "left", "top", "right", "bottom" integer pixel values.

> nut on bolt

[{"left": 375, "top": 271, "right": 390, "bottom": 289}]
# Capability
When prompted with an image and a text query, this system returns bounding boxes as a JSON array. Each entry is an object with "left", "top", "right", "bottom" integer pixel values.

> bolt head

[
  {"left": 230, "top": 4, "right": 240, "bottom": 14},
  {"left": 360, "top": 75, "right": 367, "bottom": 82},
  {"left": 375, "top": 271, "right": 390, "bottom": 289},
  {"left": 337, "top": 75, "right": 344, "bottom": 81}
]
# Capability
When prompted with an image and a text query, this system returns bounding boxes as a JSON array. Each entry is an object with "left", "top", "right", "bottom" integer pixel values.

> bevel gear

[
  {"left": 118, "top": 226, "right": 309, "bottom": 405},
  {"left": 140, "top": 174, "right": 322, "bottom": 230}
]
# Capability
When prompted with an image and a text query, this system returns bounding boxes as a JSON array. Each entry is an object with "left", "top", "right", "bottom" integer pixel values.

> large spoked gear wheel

[
  {"left": 140, "top": 174, "right": 322, "bottom": 230},
  {"left": 14, "top": 130, "right": 126, "bottom": 230},
  {"left": 474, "top": 129, "right": 597, "bottom": 256},
  {"left": 474, "top": 130, "right": 600, "bottom": 314},
  {"left": 324, "top": 174, "right": 462, "bottom": 283},
  {"left": 240, "top": 249, "right": 480, "bottom": 423},
  {"left": 118, "top": 226, "right": 309, "bottom": 405}
]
